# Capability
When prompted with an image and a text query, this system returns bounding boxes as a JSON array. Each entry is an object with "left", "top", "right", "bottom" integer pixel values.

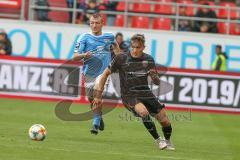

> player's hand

[
  {"left": 111, "top": 42, "right": 121, "bottom": 55},
  {"left": 148, "top": 69, "right": 158, "bottom": 76},
  {"left": 84, "top": 52, "right": 91, "bottom": 59}
]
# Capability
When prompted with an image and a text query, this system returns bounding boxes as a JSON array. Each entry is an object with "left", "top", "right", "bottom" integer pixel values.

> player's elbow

[{"left": 152, "top": 78, "right": 160, "bottom": 85}]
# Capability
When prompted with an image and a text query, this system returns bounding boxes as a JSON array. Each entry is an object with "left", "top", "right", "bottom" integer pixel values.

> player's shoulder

[
  {"left": 115, "top": 52, "right": 128, "bottom": 61},
  {"left": 78, "top": 33, "right": 93, "bottom": 40},
  {"left": 102, "top": 32, "right": 114, "bottom": 38},
  {"left": 143, "top": 53, "right": 154, "bottom": 61},
  {"left": 76, "top": 33, "right": 88, "bottom": 42}
]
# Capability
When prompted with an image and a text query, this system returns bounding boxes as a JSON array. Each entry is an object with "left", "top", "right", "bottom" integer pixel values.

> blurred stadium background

[{"left": 0, "top": 0, "right": 240, "bottom": 160}]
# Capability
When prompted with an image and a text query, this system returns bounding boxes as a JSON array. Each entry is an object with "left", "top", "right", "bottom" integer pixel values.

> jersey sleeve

[
  {"left": 74, "top": 34, "right": 86, "bottom": 54},
  {"left": 147, "top": 56, "right": 156, "bottom": 70},
  {"left": 109, "top": 33, "right": 115, "bottom": 44},
  {"left": 108, "top": 54, "right": 121, "bottom": 73}
]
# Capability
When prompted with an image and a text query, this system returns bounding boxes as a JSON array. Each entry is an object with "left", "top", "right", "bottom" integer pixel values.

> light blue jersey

[{"left": 74, "top": 32, "right": 115, "bottom": 78}]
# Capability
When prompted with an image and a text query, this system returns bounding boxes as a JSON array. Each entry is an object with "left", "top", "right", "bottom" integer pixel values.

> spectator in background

[
  {"left": 193, "top": 2, "right": 218, "bottom": 33},
  {"left": 35, "top": 0, "right": 51, "bottom": 21},
  {"left": 66, "top": 0, "right": 74, "bottom": 23},
  {"left": 82, "top": 0, "right": 99, "bottom": 24},
  {"left": 212, "top": 45, "right": 228, "bottom": 71},
  {"left": 115, "top": 32, "right": 129, "bottom": 52},
  {"left": 231, "top": 22, "right": 240, "bottom": 35},
  {"left": 100, "top": 0, "right": 118, "bottom": 26},
  {"left": 0, "top": 29, "right": 12, "bottom": 56},
  {"left": 178, "top": 6, "right": 192, "bottom": 32},
  {"left": 0, "top": 41, "right": 6, "bottom": 55},
  {"left": 68, "top": 0, "right": 86, "bottom": 23}
]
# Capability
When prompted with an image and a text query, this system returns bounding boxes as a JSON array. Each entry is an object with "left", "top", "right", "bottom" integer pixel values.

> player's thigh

[
  {"left": 85, "top": 76, "right": 96, "bottom": 103},
  {"left": 134, "top": 103, "right": 150, "bottom": 118},
  {"left": 155, "top": 108, "right": 171, "bottom": 126},
  {"left": 140, "top": 97, "right": 165, "bottom": 117}
]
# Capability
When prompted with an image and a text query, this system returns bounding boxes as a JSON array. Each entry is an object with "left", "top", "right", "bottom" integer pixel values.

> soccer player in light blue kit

[{"left": 73, "top": 13, "right": 119, "bottom": 135}]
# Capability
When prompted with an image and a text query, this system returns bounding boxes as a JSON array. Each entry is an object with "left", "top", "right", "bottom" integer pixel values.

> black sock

[
  {"left": 142, "top": 116, "right": 159, "bottom": 140},
  {"left": 162, "top": 125, "right": 172, "bottom": 140}
]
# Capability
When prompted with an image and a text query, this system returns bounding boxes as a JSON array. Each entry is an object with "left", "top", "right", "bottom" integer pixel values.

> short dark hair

[
  {"left": 88, "top": 0, "right": 97, "bottom": 3},
  {"left": 131, "top": 34, "right": 145, "bottom": 46},
  {"left": 115, "top": 32, "right": 123, "bottom": 38},
  {"left": 216, "top": 45, "right": 222, "bottom": 50},
  {"left": 90, "top": 13, "right": 103, "bottom": 21}
]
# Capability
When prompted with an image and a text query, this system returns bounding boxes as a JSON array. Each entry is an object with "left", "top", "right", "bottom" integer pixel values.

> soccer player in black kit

[{"left": 92, "top": 34, "right": 174, "bottom": 150}]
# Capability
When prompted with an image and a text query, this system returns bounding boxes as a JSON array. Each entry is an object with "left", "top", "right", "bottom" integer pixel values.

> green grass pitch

[{"left": 0, "top": 98, "right": 239, "bottom": 160}]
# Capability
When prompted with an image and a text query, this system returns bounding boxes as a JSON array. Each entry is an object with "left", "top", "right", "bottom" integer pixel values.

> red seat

[
  {"left": 0, "top": 0, "right": 21, "bottom": 9},
  {"left": 99, "top": 4, "right": 106, "bottom": 10},
  {"left": 131, "top": 16, "right": 149, "bottom": 29},
  {"left": 177, "top": 0, "right": 194, "bottom": 16},
  {"left": 48, "top": 0, "right": 68, "bottom": 23},
  {"left": 132, "top": 0, "right": 151, "bottom": 13},
  {"left": 231, "top": 23, "right": 240, "bottom": 35},
  {"left": 218, "top": 2, "right": 238, "bottom": 19},
  {"left": 101, "top": 14, "right": 107, "bottom": 25},
  {"left": 152, "top": 18, "right": 171, "bottom": 30},
  {"left": 154, "top": 0, "right": 174, "bottom": 14},
  {"left": 218, "top": 22, "right": 240, "bottom": 35},
  {"left": 218, "top": 22, "right": 227, "bottom": 34},
  {"left": 0, "top": 0, "right": 22, "bottom": 19},
  {"left": 114, "top": 14, "right": 125, "bottom": 27},
  {"left": 116, "top": 1, "right": 126, "bottom": 11}
]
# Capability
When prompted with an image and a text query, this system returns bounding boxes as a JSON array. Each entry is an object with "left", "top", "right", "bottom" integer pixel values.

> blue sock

[{"left": 93, "top": 114, "right": 101, "bottom": 127}]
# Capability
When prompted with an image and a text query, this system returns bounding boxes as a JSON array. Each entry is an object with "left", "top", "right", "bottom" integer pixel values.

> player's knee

[
  {"left": 160, "top": 119, "right": 171, "bottom": 127},
  {"left": 139, "top": 110, "right": 149, "bottom": 118}
]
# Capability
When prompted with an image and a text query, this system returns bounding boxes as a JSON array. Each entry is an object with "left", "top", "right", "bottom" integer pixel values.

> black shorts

[{"left": 121, "top": 96, "right": 165, "bottom": 117}]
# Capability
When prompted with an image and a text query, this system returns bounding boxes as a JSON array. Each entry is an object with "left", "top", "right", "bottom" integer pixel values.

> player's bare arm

[{"left": 72, "top": 51, "right": 91, "bottom": 61}]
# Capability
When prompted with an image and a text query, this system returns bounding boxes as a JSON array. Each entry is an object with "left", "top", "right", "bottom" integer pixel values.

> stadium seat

[
  {"left": 116, "top": 1, "right": 126, "bottom": 11},
  {"left": 231, "top": 23, "right": 240, "bottom": 35},
  {"left": 218, "top": 22, "right": 227, "bottom": 34},
  {"left": 131, "top": 16, "right": 149, "bottom": 29},
  {"left": 0, "top": 0, "right": 21, "bottom": 9},
  {"left": 99, "top": 4, "right": 106, "bottom": 10},
  {"left": 131, "top": 0, "right": 151, "bottom": 13},
  {"left": 48, "top": 0, "right": 69, "bottom": 23},
  {"left": 0, "top": 0, "right": 22, "bottom": 19},
  {"left": 218, "top": 22, "right": 240, "bottom": 35},
  {"left": 218, "top": 2, "right": 238, "bottom": 19},
  {"left": 114, "top": 14, "right": 125, "bottom": 27},
  {"left": 154, "top": 0, "right": 175, "bottom": 14},
  {"left": 101, "top": 14, "right": 107, "bottom": 26},
  {"left": 152, "top": 17, "right": 171, "bottom": 30},
  {"left": 177, "top": 0, "right": 194, "bottom": 16}
]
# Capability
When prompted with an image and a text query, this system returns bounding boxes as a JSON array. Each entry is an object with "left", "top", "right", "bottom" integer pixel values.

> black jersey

[{"left": 108, "top": 51, "right": 156, "bottom": 97}]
